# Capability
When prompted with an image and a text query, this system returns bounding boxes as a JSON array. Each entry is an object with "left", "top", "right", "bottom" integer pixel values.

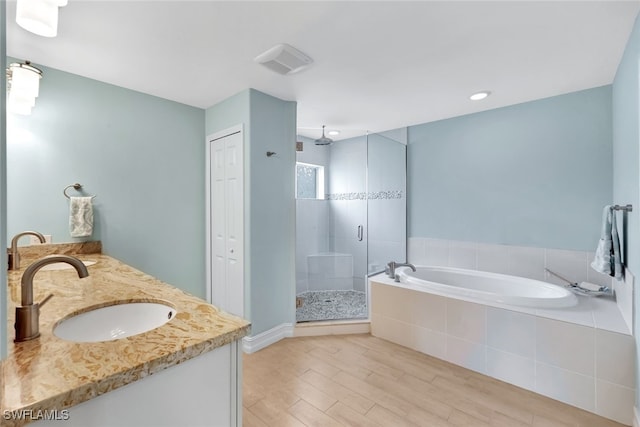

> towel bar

[
  {"left": 63, "top": 183, "right": 96, "bottom": 200},
  {"left": 612, "top": 204, "right": 632, "bottom": 212}
]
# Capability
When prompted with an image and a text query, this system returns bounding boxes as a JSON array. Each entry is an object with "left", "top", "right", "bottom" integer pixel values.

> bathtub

[
  {"left": 369, "top": 266, "right": 634, "bottom": 425},
  {"left": 396, "top": 266, "right": 578, "bottom": 308}
]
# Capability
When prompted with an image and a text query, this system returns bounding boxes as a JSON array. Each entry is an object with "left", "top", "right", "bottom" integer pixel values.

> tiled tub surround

[
  {"left": 1, "top": 243, "right": 250, "bottom": 426},
  {"left": 408, "top": 237, "right": 632, "bottom": 332},
  {"left": 370, "top": 273, "right": 634, "bottom": 426}
]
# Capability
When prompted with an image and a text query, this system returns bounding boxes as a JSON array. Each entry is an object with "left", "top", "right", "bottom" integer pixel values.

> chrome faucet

[
  {"left": 386, "top": 261, "right": 416, "bottom": 279},
  {"left": 8, "top": 231, "right": 46, "bottom": 270},
  {"left": 14, "top": 255, "right": 89, "bottom": 342}
]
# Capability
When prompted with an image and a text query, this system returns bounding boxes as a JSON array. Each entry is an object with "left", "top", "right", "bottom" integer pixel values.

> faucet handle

[
  {"left": 7, "top": 248, "right": 17, "bottom": 270},
  {"left": 38, "top": 294, "right": 53, "bottom": 308},
  {"left": 386, "top": 261, "right": 397, "bottom": 277}
]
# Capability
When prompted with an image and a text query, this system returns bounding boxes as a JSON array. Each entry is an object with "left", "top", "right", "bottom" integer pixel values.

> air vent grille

[{"left": 254, "top": 43, "right": 313, "bottom": 75}]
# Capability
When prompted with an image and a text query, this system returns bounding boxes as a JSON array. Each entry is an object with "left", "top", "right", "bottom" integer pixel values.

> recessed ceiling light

[
  {"left": 470, "top": 91, "right": 491, "bottom": 101},
  {"left": 327, "top": 130, "right": 340, "bottom": 136}
]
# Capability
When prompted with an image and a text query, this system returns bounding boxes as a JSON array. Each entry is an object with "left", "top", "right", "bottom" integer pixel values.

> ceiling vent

[{"left": 254, "top": 43, "right": 313, "bottom": 75}]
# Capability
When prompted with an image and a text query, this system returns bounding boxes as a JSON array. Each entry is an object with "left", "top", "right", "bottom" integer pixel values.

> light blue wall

[
  {"left": 408, "top": 86, "right": 613, "bottom": 251},
  {"left": 247, "top": 89, "right": 296, "bottom": 335},
  {"left": 7, "top": 64, "right": 206, "bottom": 298},
  {"left": 1, "top": 2, "right": 8, "bottom": 359},
  {"left": 205, "top": 89, "right": 250, "bottom": 136},
  {"left": 612, "top": 11, "right": 640, "bottom": 410},
  {"left": 205, "top": 88, "right": 296, "bottom": 336}
]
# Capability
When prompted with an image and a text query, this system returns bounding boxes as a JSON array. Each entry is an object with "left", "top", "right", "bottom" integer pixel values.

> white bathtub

[
  {"left": 370, "top": 267, "right": 633, "bottom": 424},
  {"left": 396, "top": 266, "right": 577, "bottom": 308}
]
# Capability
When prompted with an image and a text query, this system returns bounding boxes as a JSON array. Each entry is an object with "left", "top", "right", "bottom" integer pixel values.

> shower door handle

[{"left": 357, "top": 225, "right": 363, "bottom": 241}]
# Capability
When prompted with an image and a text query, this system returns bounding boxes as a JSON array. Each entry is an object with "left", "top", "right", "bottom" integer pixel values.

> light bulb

[
  {"left": 10, "top": 64, "right": 41, "bottom": 98},
  {"left": 470, "top": 91, "right": 491, "bottom": 101},
  {"left": 8, "top": 93, "right": 35, "bottom": 115},
  {"left": 16, "top": 0, "right": 60, "bottom": 38}
]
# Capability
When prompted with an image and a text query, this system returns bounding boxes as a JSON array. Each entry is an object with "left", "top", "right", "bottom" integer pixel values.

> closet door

[{"left": 210, "top": 130, "right": 244, "bottom": 317}]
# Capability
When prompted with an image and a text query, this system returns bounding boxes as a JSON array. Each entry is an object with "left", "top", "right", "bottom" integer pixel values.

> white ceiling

[{"left": 6, "top": 1, "right": 640, "bottom": 141}]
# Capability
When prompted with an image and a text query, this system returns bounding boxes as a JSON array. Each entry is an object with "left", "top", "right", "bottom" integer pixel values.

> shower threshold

[{"left": 296, "top": 290, "right": 367, "bottom": 322}]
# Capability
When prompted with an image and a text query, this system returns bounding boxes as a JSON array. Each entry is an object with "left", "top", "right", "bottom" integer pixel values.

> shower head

[{"left": 314, "top": 125, "right": 333, "bottom": 145}]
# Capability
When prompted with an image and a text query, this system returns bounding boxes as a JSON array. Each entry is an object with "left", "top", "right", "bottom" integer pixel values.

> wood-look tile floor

[{"left": 243, "top": 334, "right": 626, "bottom": 427}]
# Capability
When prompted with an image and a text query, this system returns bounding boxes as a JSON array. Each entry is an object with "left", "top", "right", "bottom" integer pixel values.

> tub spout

[{"left": 387, "top": 261, "right": 416, "bottom": 278}]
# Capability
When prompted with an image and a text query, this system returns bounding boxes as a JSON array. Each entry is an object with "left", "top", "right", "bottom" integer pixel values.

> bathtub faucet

[{"left": 386, "top": 261, "right": 416, "bottom": 279}]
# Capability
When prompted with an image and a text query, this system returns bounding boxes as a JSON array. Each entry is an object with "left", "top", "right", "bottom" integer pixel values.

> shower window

[{"left": 296, "top": 162, "right": 325, "bottom": 200}]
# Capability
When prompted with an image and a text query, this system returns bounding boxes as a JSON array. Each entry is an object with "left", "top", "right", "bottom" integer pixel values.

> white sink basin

[
  {"left": 40, "top": 260, "right": 97, "bottom": 271},
  {"left": 54, "top": 302, "right": 177, "bottom": 342}
]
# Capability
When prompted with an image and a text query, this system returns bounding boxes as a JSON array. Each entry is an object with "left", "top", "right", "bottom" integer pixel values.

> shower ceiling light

[
  {"left": 327, "top": 130, "right": 340, "bottom": 136},
  {"left": 470, "top": 91, "right": 491, "bottom": 101},
  {"left": 16, "top": 0, "right": 68, "bottom": 38},
  {"left": 6, "top": 61, "right": 43, "bottom": 116}
]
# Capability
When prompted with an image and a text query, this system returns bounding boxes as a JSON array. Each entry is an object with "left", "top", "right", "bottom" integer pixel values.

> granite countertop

[{"left": 1, "top": 243, "right": 250, "bottom": 426}]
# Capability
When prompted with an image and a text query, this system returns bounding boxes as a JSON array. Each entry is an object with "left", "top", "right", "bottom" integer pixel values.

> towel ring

[{"left": 64, "top": 183, "right": 96, "bottom": 200}]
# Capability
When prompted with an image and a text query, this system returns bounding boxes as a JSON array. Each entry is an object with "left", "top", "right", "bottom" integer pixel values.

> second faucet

[{"left": 8, "top": 231, "right": 46, "bottom": 270}]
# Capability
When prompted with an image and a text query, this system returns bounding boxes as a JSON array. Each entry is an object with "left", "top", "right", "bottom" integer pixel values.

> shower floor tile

[{"left": 296, "top": 290, "right": 367, "bottom": 322}]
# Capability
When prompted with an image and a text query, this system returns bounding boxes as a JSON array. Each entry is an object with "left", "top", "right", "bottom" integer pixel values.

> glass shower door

[
  {"left": 326, "top": 135, "right": 368, "bottom": 318},
  {"left": 366, "top": 133, "right": 407, "bottom": 275}
]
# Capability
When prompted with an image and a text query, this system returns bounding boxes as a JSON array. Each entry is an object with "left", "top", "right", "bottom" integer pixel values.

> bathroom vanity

[{"left": 1, "top": 243, "right": 250, "bottom": 427}]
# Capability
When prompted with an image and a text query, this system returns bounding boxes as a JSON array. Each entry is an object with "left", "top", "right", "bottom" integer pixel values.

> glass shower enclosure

[{"left": 295, "top": 131, "right": 406, "bottom": 322}]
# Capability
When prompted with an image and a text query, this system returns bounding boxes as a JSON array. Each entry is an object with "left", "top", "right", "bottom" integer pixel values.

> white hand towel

[
  {"left": 590, "top": 205, "right": 622, "bottom": 279},
  {"left": 69, "top": 196, "right": 93, "bottom": 237}
]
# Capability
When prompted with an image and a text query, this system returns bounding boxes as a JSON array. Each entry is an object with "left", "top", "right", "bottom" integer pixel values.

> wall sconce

[
  {"left": 6, "top": 61, "right": 43, "bottom": 116},
  {"left": 16, "top": 0, "right": 68, "bottom": 38}
]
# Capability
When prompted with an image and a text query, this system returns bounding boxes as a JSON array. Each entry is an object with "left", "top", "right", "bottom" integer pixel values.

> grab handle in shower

[{"left": 357, "top": 225, "right": 363, "bottom": 241}]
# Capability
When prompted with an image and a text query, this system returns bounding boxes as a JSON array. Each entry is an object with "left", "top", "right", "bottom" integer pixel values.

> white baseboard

[
  {"left": 242, "top": 323, "right": 294, "bottom": 354},
  {"left": 294, "top": 320, "right": 370, "bottom": 337},
  {"left": 634, "top": 406, "right": 639, "bottom": 427}
]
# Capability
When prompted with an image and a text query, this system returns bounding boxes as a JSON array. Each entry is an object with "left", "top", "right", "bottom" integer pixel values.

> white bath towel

[
  {"left": 590, "top": 205, "right": 622, "bottom": 279},
  {"left": 69, "top": 196, "right": 93, "bottom": 238}
]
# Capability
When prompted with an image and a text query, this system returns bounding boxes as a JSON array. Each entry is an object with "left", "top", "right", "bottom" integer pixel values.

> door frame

[{"left": 205, "top": 124, "right": 244, "bottom": 306}]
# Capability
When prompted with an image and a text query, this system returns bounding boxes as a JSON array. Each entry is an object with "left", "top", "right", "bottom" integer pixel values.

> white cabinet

[{"left": 35, "top": 341, "right": 242, "bottom": 427}]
